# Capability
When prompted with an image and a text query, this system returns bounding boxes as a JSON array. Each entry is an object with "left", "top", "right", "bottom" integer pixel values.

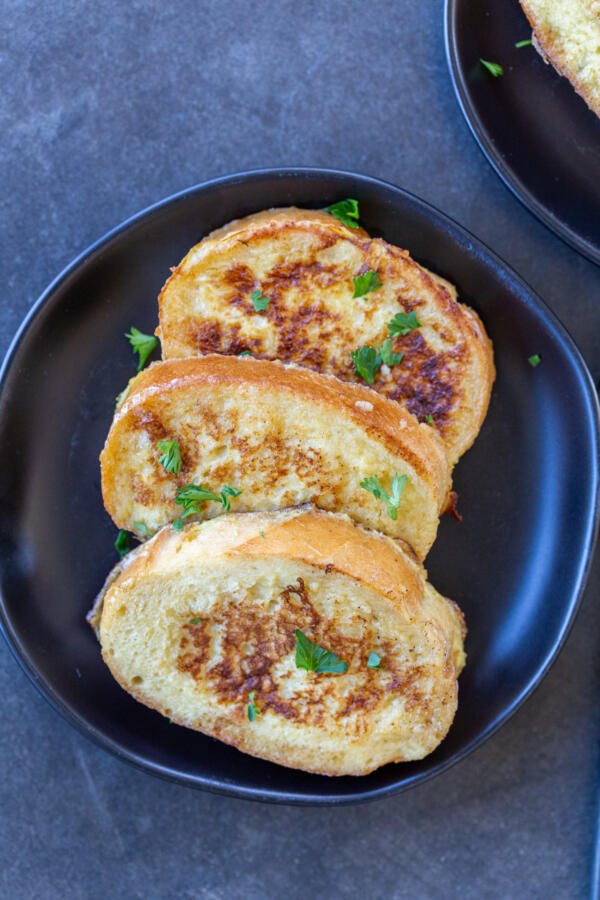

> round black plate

[
  {"left": 0, "top": 168, "right": 598, "bottom": 805},
  {"left": 445, "top": 0, "right": 600, "bottom": 266}
]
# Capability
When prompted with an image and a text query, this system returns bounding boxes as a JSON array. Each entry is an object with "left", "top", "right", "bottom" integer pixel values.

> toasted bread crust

[
  {"left": 520, "top": 0, "right": 600, "bottom": 117},
  {"left": 157, "top": 208, "right": 495, "bottom": 464},
  {"left": 102, "top": 356, "right": 450, "bottom": 558},
  {"left": 96, "top": 508, "right": 466, "bottom": 775}
]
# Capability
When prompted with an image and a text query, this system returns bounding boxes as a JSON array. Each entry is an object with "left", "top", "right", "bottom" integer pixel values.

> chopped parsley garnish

[
  {"left": 247, "top": 691, "right": 260, "bottom": 722},
  {"left": 295, "top": 629, "right": 348, "bottom": 674},
  {"left": 425, "top": 415, "right": 434, "bottom": 425},
  {"left": 388, "top": 311, "right": 421, "bottom": 336},
  {"left": 156, "top": 440, "right": 182, "bottom": 475},
  {"left": 480, "top": 59, "right": 504, "bottom": 77},
  {"left": 367, "top": 651, "right": 381, "bottom": 669},
  {"left": 172, "top": 518, "right": 184, "bottom": 531},
  {"left": 259, "top": 531, "right": 266, "bottom": 538},
  {"left": 124, "top": 327, "right": 158, "bottom": 371},
  {"left": 175, "top": 483, "right": 242, "bottom": 521},
  {"left": 528, "top": 354, "right": 541, "bottom": 367},
  {"left": 133, "top": 521, "right": 149, "bottom": 537},
  {"left": 353, "top": 270, "right": 382, "bottom": 299},
  {"left": 251, "top": 289, "right": 270, "bottom": 312},
  {"left": 360, "top": 473, "right": 408, "bottom": 521},
  {"left": 380, "top": 339, "right": 403, "bottom": 367},
  {"left": 114, "top": 529, "right": 130, "bottom": 558},
  {"left": 238, "top": 350, "right": 253, "bottom": 356},
  {"left": 351, "top": 340, "right": 402, "bottom": 383},
  {"left": 515, "top": 39, "right": 532, "bottom": 48},
  {"left": 351, "top": 345, "right": 382, "bottom": 385},
  {"left": 325, "top": 198, "right": 360, "bottom": 228},
  {"left": 189, "top": 617, "right": 201, "bottom": 625}
]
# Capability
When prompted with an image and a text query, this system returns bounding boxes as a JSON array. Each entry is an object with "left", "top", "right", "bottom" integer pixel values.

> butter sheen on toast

[{"left": 91, "top": 508, "right": 466, "bottom": 777}]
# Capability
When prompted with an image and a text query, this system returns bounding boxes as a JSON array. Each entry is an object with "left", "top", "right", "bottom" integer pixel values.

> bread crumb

[
  {"left": 354, "top": 400, "right": 374, "bottom": 412},
  {"left": 399, "top": 420, "right": 407, "bottom": 429}
]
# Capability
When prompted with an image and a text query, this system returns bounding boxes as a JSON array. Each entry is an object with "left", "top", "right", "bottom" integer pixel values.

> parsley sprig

[
  {"left": 528, "top": 354, "right": 541, "bottom": 367},
  {"left": 351, "top": 341, "right": 403, "bottom": 384},
  {"left": 353, "top": 270, "right": 382, "bottom": 299},
  {"left": 360, "top": 473, "right": 408, "bottom": 520},
  {"left": 480, "top": 59, "right": 504, "bottom": 77},
  {"left": 251, "top": 290, "right": 270, "bottom": 312},
  {"left": 174, "top": 483, "right": 242, "bottom": 526},
  {"left": 388, "top": 311, "right": 421, "bottom": 336},
  {"left": 295, "top": 629, "right": 348, "bottom": 674},
  {"left": 125, "top": 327, "right": 158, "bottom": 371},
  {"left": 247, "top": 691, "right": 261, "bottom": 722},
  {"left": 157, "top": 440, "right": 182, "bottom": 475},
  {"left": 325, "top": 198, "right": 360, "bottom": 229},
  {"left": 114, "top": 529, "right": 130, "bottom": 558}
]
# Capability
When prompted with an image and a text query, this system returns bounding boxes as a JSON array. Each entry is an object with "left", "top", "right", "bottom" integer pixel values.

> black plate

[
  {"left": 0, "top": 168, "right": 598, "bottom": 805},
  {"left": 445, "top": 0, "right": 600, "bottom": 266}
]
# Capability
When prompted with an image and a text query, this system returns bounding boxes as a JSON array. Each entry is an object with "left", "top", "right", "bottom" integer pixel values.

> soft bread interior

[
  {"left": 95, "top": 509, "right": 466, "bottom": 776},
  {"left": 101, "top": 356, "right": 451, "bottom": 559},
  {"left": 157, "top": 207, "right": 495, "bottom": 464}
]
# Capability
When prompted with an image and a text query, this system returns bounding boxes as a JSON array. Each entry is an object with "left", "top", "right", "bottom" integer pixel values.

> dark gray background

[{"left": 1, "top": 2, "right": 599, "bottom": 898}]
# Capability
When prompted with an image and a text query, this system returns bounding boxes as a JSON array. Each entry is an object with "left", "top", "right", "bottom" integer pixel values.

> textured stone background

[{"left": 1, "top": 2, "right": 599, "bottom": 898}]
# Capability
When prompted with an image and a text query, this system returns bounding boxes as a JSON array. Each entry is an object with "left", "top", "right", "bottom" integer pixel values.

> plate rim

[
  {"left": 1, "top": 166, "right": 599, "bottom": 805},
  {"left": 444, "top": 0, "right": 600, "bottom": 268}
]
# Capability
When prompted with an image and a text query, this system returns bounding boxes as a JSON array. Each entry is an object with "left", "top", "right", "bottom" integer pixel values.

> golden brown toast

[
  {"left": 101, "top": 355, "right": 450, "bottom": 558},
  {"left": 92, "top": 508, "right": 466, "bottom": 776},
  {"left": 157, "top": 208, "right": 495, "bottom": 465},
  {"left": 520, "top": 0, "right": 600, "bottom": 117}
]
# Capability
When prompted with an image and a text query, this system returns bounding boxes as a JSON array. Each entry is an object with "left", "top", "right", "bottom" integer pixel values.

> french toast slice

[
  {"left": 520, "top": 0, "right": 600, "bottom": 117},
  {"left": 101, "top": 355, "right": 450, "bottom": 559},
  {"left": 157, "top": 207, "right": 495, "bottom": 465},
  {"left": 91, "top": 508, "right": 466, "bottom": 776}
]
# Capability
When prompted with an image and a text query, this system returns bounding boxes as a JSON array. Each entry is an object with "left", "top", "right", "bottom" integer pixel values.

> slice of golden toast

[
  {"left": 520, "top": 0, "right": 600, "bottom": 117},
  {"left": 157, "top": 208, "right": 495, "bottom": 465},
  {"left": 101, "top": 355, "right": 450, "bottom": 558},
  {"left": 91, "top": 507, "right": 466, "bottom": 776}
]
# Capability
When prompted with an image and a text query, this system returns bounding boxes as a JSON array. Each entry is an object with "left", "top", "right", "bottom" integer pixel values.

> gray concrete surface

[{"left": 1, "top": 1, "right": 599, "bottom": 898}]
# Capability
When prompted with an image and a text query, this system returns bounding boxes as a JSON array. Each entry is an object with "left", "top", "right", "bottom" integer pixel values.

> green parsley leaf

[
  {"left": 259, "top": 531, "right": 266, "bottom": 538},
  {"left": 124, "top": 327, "right": 158, "bottom": 371},
  {"left": 189, "top": 616, "right": 201, "bottom": 625},
  {"left": 480, "top": 59, "right": 504, "bottom": 77},
  {"left": 515, "top": 39, "right": 532, "bottom": 48},
  {"left": 114, "top": 529, "right": 130, "bottom": 558},
  {"left": 156, "top": 440, "right": 182, "bottom": 475},
  {"left": 360, "top": 473, "right": 408, "bottom": 520},
  {"left": 295, "top": 629, "right": 348, "bottom": 674},
  {"left": 351, "top": 345, "right": 382, "bottom": 385},
  {"left": 176, "top": 483, "right": 242, "bottom": 519},
  {"left": 133, "top": 521, "right": 149, "bottom": 537},
  {"left": 528, "top": 354, "right": 541, "bottom": 367},
  {"left": 353, "top": 270, "right": 382, "bottom": 299},
  {"left": 251, "top": 289, "right": 270, "bottom": 312},
  {"left": 325, "top": 198, "right": 360, "bottom": 228},
  {"left": 247, "top": 691, "right": 260, "bottom": 722},
  {"left": 425, "top": 415, "right": 434, "bottom": 425},
  {"left": 172, "top": 518, "right": 184, "bottom": 531},
  {"left": 388, "top": 311, "right": 421, "bottom": 336},
  {"left": 367, "top": 651, "right": 381, "bottom": 669},
  {"left": 238, "top": 350, "right": 253, "bottom": 356},
  {"left": 379, "top": 339, "right": 403, "bottom": 367}
]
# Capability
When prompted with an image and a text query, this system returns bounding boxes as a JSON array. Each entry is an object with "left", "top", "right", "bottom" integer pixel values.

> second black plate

[{"left": 446, "top": 0, "right": 600, "bottom": 266}]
